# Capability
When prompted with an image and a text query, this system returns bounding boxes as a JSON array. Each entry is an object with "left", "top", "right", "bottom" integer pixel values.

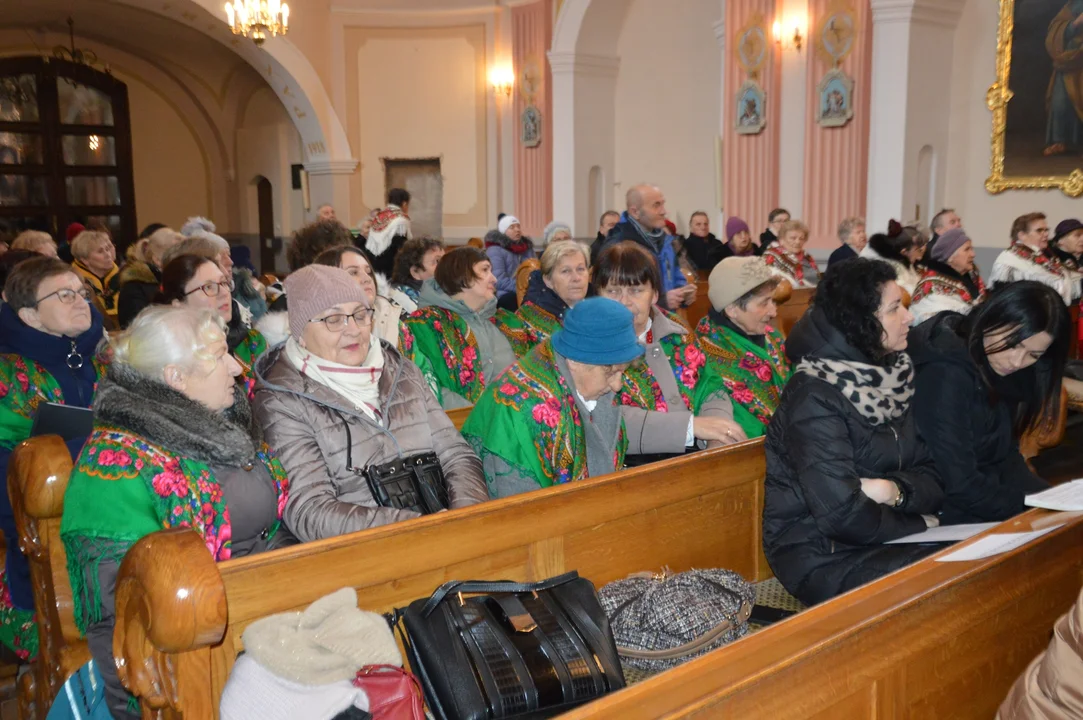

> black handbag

[
  {"left": 365, "top": 451, "right": 448, "bottom": 515},
  {"left": 393, "top": 572, "right": 626, "bottom": 720}
]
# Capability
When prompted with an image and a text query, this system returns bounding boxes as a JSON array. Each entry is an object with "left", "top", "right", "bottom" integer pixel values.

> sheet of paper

[
  {"left": 1025, "top": 479, "right": 1083, "bottom": 511},
  {"left": 935, "top": 525, "right": 1063, "bottom": 562},
  {"left": 886, "top": 522, "right": 998, "bottom": 544}
]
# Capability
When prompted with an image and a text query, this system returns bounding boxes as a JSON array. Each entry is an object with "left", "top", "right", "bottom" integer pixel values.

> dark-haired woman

[
  {"left": 860, "top": 220, "right": 925, "bottom": 294},
  {"left": 764, "top": 258, "right": 944, "bottom": 606},
  {"left": 158, "top": 254, "right": 267, "bottom": 392},
  {"left": 910, "top": 281, "right": 1068, "bottom": 525},
  {"left": 389, "top": 236, "right": 445, "bottom": 313},
  {"left": 399, "top": 246, "right": 517, "bottom": 408}
]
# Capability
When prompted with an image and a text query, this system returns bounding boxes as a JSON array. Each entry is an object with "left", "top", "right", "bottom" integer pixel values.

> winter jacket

[
  {"left": 602, "top": 213, "right": 687, "bottom": 308},
  {"left": 682, "top": 233, "right": 729, "bottom": 272},
  {"left": 909, "top": 312, "right": 1048, "bottom": 524},
  {"left": 484, "top": 229, "right": 537, "bottom": 296},
  {"left": 115, "top": 261, "right": 160, "bottom": 328},
  {"left": 998, "top": 582, "right": 1083, "bottom": 720},
  {"left": 827, "top": 243, "right": 858, "bottom": 267},
  {"left": 253, "top": 342, "right": 488, "bottom": 542},
  {"left": 763, "top": 306, "right": 945, "bottom": 605}
]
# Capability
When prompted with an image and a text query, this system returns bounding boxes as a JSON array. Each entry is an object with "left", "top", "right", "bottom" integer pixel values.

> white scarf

[{"left": 284, "top": 336, "right": 384, "bottom": 422}]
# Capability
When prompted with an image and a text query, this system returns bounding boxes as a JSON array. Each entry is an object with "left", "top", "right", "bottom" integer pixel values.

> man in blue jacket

[{"left": 603, "top": 184, "right": 695, "bottom": 311}]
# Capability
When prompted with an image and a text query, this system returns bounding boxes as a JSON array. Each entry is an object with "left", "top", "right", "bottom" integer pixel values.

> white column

[
  {"left": 866, "top": 0, "right": 965, "bottom": 232},
  {"left": 777, "top": 0, "right": 809, "bottom": 218},
  {"left": 714, "top": 13, "right": 726, "bottom": 231},
  {"left": 304, "top": 159, "right": 358, "bottom": 224}
]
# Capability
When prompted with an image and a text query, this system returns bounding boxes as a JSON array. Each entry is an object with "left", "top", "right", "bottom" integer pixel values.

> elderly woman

[
  {"left": 0, "top": 257, "right": 104, "bottom": 660},
  {"left": 400, "top": 246, "right": 518, "bottom": 408},
  {"left": 485, "top": 215, "right": 537, "bottom": 309},
  {"left": 991, "top": 213, "right": 1076, "bottom": 305},
  {"left": 70, "top": 229, "right": 119, "bottom": 319},
  {"left": 158, "top": 255, "right": 267, "bottom": 388},
  {"left": 828, "top": 217, "right": 867, "bottom": 266},
  {"left": 498, "top": 240, "right": 590, "bottom": 356},
  {"left": 542, "top": 221, "right": 573, "bottom": 246},
  {"left": 763, "top": 219, "right": 819, "bottom": 288},
  {"left": 254, "top": 265, "right": 486, "bottom": 541},
  {"left": 389, "top": 236, "right": 446, "bottom": 313},
  {"left": 764, "top": 258, "right": 944, "bottom": 606},
  {"left": 116, "top": 227, "right": 183, "bottom": 327},
  {"left": 10, "top": 229, "right": 58, "bottom": 257},
  {"left": 910, "top": 282, "right": 1068, "bottom": 525},
  {"left": 909, "top": 228, "right": 988, "bottom": 326},
  {"left": 593, "top": 243, "right": 745, "bottom": 459},
  {"left": 316, "top": 245, "right": 405, "bottom": 346},
  {"left": 61, "top": 306, "right": 289, "bottom": 719},
  {"left": 462, "top": 297, "right": 644, "bottom": 497},
  {"left": 860, "top": 220, "right": 925, "bottom": 294},
  {"left": 695, "top": 257, "right": 792, "bottom": 439},
  {"left": 1050, "top": 218, "right": 1083, "bottom": 271}
]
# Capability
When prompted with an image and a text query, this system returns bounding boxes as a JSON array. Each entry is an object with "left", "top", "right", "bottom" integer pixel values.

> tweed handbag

[{"left": 598, "top": 568, "right": 755, "bottom": 672}]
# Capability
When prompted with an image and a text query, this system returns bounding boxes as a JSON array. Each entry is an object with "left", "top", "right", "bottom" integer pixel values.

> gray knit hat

[
  {"left": 285, "top": 265, "right": 368, "bottom": 342},
  {"left": 708, "top": 257, "right": 776, "bottom": 311},
  {"left": 931, "top": 228, "right": 970, "bottom": 264}
]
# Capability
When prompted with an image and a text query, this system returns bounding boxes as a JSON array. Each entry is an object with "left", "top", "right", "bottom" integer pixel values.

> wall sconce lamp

[
  {"left": 772, "top": 17, "right": 805, "bottom": 53},
  {"left": 489, "top": 66, "right": 514, "bottom": 98}
]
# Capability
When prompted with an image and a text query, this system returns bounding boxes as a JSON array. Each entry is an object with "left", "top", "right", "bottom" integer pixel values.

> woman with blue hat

[{"left": 462, "top": 296, "right": 644, "bottom": 497}]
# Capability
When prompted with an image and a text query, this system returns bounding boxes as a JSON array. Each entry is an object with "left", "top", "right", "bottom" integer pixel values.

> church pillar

[
  {"left": 305, "top": 159, "right": 358, "bottom": 224},
  {"left": 866, "top": 0, "right": 965, "bottom": 232}
]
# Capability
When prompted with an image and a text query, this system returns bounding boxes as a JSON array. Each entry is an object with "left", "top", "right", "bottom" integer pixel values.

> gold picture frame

[{"left": 986, "top": 0, "right": 1083, "bottom": 197}]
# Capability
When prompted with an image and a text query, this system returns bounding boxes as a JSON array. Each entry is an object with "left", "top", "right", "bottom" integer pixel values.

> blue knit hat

[{"left": 551, "top": 297, "right": 644, "bottom": 365}]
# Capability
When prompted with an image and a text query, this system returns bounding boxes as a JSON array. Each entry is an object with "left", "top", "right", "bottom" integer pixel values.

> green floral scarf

[{"left": 497, "top": 302, "right": 562, "bottom": 358}]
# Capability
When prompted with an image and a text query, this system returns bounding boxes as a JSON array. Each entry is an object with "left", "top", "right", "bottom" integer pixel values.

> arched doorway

[{"left": 0, "top": 56, "right": 136, "bottom": 247}]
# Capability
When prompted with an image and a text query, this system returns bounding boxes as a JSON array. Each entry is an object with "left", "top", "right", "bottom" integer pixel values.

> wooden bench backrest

[
  {"left": 776, "top": 286, "right": 815, "bottom": 337},
  {"left": 445, "top": 406, "right": 471, "bottom": 430},
  {"left": 565, "top": 508, "right": 1083, "bottom": 719},
  {"left": 113, "top": 440, "right": 769, "bottom": 718},
  {"left": 516, "top": 259, "right": 540, "bottom": 306},
  {"left": 9, "top": 436, "right": 90, "bottom": 717}
]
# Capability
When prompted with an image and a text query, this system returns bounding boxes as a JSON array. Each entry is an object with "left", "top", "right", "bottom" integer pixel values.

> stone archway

[{"left": 115, "top": 0, "right": 353, "bottom": 171}]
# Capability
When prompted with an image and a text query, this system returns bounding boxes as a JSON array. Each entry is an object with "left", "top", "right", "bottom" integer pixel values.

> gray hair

[
  {"left": 931, "top": 208, "right": 956, "bottom": 233},
  {"left": 11, "top": 230, "right": 56, "bottom": 254},
  {"left": 161, "top": 235, "right": 222, "bottom": 268},
  {"left": 110, "top": 305, "right": 226, "bottom": 378},
  {"left": 146, "top": 228, "right": 184, "bottom": 265},
  {"left": 837, "top": 217, "right": 865, "bottom": 243},
  {"left": 540, "top": 240, "right": 589, "bottom": 276}
]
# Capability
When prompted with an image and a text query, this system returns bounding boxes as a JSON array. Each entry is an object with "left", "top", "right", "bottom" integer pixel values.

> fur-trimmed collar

[
  {"left": 118, "top": 260, "right": 158, "bottom": 286},
  {"left": 94, "top": 362, "right": 261, "bottom": 466}
]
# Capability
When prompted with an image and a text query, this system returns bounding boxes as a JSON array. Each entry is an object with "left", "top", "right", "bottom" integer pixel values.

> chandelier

[{"left": 225, "top": 0, "right": 289, "bottom": 46}]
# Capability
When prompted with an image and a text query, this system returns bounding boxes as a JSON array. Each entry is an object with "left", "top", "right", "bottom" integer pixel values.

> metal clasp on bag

[{"left": 458, "top": 591, "right": 540, "bottom": 633}]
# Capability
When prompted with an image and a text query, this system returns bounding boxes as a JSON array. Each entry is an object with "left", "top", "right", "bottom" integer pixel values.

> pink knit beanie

[{"left": 285, "top": 265, "right": 368, "bottom": 342}]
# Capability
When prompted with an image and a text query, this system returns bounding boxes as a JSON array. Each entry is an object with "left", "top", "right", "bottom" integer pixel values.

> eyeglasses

[
  {"left": 310, "top": 308, "right": 375, "bottom": 331},
  {"left": 185, "top": 279, "right": 234, "bottom": 298},
  {"left": 35, "top": 287, "right": 91, "bottom": 306}
]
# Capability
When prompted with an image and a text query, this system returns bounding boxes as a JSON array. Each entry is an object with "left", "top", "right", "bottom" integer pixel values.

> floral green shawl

[
  {"left": 61, "top": 427, "right": 288, "bottom": 632},
  {"left": 496, "top": 302, "right": 562, "bottom": 358},
  {"left": 462, "top": 341, "right": 628, "bottom": 489},
  {"left": 694, "top": 316, "right": 791, "bottom": 438},
  {"left": 400, "top": 307, "right": 491, "bottom": 405}
]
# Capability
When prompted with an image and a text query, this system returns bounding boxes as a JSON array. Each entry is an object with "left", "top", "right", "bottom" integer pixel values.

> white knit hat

[{"left": 498, "top": 215, "right": 521, "bottom": 235}]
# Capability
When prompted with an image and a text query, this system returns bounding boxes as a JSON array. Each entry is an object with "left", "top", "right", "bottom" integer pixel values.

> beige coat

[
  {"left": 253, "top": 343, "right": 487, "bottom": 542},
  {"left": 998, "top": 583, "right": 1083, "bottom": 719}
]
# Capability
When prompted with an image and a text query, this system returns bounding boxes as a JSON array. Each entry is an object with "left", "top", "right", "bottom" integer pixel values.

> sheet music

[
  {"left": 935, "top": 525, "right": 1063, "bottom": 562},
  {"left": 885, "top": 522, "right": 998, "bottom": 544},
  {"left": 1025, "top": 480, "right": 1083, "bottom": 512}
]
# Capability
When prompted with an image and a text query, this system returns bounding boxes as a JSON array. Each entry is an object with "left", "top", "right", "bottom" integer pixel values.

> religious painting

[
  {"left": 988, "top": 0, "right": 1083, "bottom": 197},
  {"left": 735, "top": 80, "right": 766, "bottom": 135},
  {"left": 521, "top": 104, "right": 542, "bottom": 148},
  {"left": 816, "top": 69, "right": 854, "bottom": 128}
]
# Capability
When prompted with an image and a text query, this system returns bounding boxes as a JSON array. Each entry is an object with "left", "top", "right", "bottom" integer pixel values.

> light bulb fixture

[
  {"left": 225, "top": 0, "right": 290, "bottom": 47},
  {"left": 772, "top": 16, "right": 805, "bottom": 53},
  {"left": 488, "top": 66, "right": 514, "bottom": 98},
  {"left": 88, "top": 135, "right": 100, "bottom": 151}
]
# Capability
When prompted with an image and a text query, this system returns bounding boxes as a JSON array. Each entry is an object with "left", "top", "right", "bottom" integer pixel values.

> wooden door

[
  {"left": 256, "top": 177, "right": 275, "bottom": 274},
  {"left": 384, "top": 158, "right": 442, "bottom": 238}
]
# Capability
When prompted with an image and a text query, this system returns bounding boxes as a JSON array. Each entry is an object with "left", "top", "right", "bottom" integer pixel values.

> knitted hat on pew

[
  {"left": 551, "top": 297, "right": 644, "bottom": 365},
  {"left": 708, "top": 257, "right": 776, "bottom": 311},
  {"left": 285, "top": 265, "right": 368, "bottom": 342},
  {"left": 930, "top": 228, "right": 970, "bottom": 264}
]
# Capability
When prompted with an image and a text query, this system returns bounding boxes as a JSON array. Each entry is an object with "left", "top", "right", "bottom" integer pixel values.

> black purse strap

[{"left": 420, "top": 571, "right": 581, "bottom": 617}]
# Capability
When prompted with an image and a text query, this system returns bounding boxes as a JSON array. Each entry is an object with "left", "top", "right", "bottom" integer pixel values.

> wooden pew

[
  {"left": 565, "top": 508, "right": 1083, "bottom": 719},
  {"left": 8, "top": 436, "right": 90, "bottom": 720},
  {"left": 776, "top": 286, "right": 816, "bottom": 337},
  {"left": 445, "top": 406, "right": 471, "bottom": 431},
  {"left": 113, "top": 440, "right": 770, "bottom": 718}
]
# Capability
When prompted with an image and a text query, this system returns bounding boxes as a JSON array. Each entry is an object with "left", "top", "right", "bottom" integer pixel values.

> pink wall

[
  {"left": 723, "top": 0, "right": 781, "bottom": 238},
  {"left": 512, "top": 0, "right": 554, "bottom": 239},
  {"left": 802, "top": 0, "right": 873, "bottom": 250}
]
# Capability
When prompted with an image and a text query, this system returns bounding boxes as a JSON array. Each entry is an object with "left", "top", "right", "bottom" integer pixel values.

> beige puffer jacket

[
  {"left": 253, "top": 343, "right": 487, "bottom": 542},
  {"left": 998, "top": 583, "right": 1083, "bottom": 719}
]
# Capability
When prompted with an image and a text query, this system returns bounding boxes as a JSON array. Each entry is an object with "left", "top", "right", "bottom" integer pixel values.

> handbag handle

[{"left": 420, "top": 571, "right": 581, "bottom": 617}]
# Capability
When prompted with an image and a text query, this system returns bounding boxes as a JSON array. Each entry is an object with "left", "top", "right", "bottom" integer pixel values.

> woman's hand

[
  {"left": 922, "top": 514, "right": 939, "bottom": 528},
  {"left": 859, "top": 478, "right": 901, "bottom": 505},
  {"left": 693, "top": 417, "right": 748, "bottom": 445}
]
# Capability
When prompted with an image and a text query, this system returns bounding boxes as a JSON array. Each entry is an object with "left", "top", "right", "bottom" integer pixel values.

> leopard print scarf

[{"left": 796, "top": 353, "right": 914, "bottom": 425}]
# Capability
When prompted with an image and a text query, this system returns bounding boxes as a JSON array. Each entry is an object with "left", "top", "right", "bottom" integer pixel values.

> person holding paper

[
  {"left": 763, "top": 258, "right": 945, "bottom": 606},
  {"left": 910, "top": 281, "right": 1069, "bottom": 525}
]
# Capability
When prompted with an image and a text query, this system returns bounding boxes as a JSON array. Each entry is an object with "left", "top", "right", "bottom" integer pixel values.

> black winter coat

[
  {"left": 908, "top": 313, "right": 1049, "bottom": 525},
  {"left": 683, "top": 232, "right": 729, "bottom": 271},
  {"left": 763, "top": 307, "right": 945, "bottom": 605}
]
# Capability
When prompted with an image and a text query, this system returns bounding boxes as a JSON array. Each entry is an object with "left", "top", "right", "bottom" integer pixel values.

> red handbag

[{"left": 353, "top": 665, "right": 426, "bottom": 720}]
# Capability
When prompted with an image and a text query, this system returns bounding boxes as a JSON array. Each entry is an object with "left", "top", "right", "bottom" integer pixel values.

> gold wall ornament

[
  {"left": 986, "top": 0, "right": 1083, "bottom": 198},
  {"left": 736, "top": 13, "right": 769, "bottom": 80},
  {"left": 815, "top": 1, "right": 856, "bottom": 69}
]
